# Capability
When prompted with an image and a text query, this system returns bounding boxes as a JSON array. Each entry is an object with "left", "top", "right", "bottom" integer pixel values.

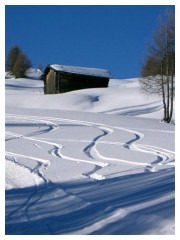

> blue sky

[{"left": 5, "top": 5, "right": 175, "bottom": 79}]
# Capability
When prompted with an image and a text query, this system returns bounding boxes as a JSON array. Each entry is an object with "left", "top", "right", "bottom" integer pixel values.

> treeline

[
  {"left": 139, "top": 9, "right": 175, "bottom": 123},
  {"left": 6, "top": 45, "right": 32, "bottom": 78}
]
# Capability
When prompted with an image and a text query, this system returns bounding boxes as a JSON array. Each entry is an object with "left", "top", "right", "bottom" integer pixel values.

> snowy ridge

[{"left": 25, "top": 68, "right": 43, "bottom": 79}]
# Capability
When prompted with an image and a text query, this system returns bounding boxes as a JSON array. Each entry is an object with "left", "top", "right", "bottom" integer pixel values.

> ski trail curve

[
  {"left": 82, "top": 126, "right": 113, "bottom": 180},
  {"left": 6, "top": 113, "right": 175, "bottom": 175}
]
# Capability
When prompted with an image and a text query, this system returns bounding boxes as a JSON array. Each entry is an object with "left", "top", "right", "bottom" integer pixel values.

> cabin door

[{"left": 46, "top": 69, "right": 56, "bottom": 94}]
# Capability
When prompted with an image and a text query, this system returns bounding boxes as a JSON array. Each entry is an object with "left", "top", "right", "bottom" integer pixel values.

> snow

[
  {"left": 5, "top": 71, "right": 175, "bottom": 235},
  {"left": 5, "top": 160, "right": 44, "bottom": 190},
  {"left": 50, "top": 64, "right": 112, "bottom": 78},
  {"left": 25, "top": 68, "right": 43, "bottom": 79}
]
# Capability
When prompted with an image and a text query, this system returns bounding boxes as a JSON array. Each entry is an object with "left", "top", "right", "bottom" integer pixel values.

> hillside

[{"left": 5, "top": 74, "right": 175, "bottom": 235}]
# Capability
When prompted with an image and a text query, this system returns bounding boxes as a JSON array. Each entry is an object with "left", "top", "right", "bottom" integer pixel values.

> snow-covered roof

[{"left": 50, "top": 64, "right": 112, "bottom": 78}]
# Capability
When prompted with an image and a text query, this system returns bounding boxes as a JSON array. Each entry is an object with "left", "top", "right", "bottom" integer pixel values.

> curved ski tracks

[
  {"left": 5, "top": 113, "right": 175, "bottom": 234},
  {"left": 6, "top": 113, "right": 175, "bottom": 182}
]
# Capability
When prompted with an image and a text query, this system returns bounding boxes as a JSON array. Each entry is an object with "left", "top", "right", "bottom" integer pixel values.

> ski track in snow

[
  {"left": 6, "top": 113, "right": 175, "bottom": 179},
  {"left": 5, "top": 112, "right": 175, "bottom": 234},
  {"left": 6, "top": 114, "right": 174, "bottom": 180}
]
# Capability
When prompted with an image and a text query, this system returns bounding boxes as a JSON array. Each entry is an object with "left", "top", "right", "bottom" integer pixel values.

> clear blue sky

[{"left": 5, "top": 5, "right": 175, "bottom": 79}]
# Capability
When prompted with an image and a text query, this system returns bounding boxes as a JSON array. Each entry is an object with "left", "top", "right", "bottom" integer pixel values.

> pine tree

[
  {"left": 6, "top": 45, "right": 21, "bottom": 72},
  {"left": 6, "top": 45, "right": 32, "bottom": 78},
  {"left": 12, "top": 53, "right": 32, "bottom": 78}
]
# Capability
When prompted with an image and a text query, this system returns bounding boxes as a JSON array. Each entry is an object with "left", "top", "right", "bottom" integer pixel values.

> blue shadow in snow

[{"left": 5, "top": 168, "right": 175, "bottom": 235}]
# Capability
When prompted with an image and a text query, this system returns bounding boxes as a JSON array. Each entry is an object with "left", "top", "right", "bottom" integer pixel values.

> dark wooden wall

[{"left": 44, "top": 69, "right": 109, "bottom": 94}]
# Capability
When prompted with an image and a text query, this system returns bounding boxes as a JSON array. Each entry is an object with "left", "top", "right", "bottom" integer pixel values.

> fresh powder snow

[{"left": 5, "top": 71, "right": 175, "bottom": 235}]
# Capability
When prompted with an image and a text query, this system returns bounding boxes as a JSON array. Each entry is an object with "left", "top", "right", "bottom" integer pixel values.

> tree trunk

[
  {"left": 161, "top": 80, "right": 166, "bottom": 121},
  {"left": 161, "top": 63, "right": 167, "bottom": 121},
  {"left": 166, "top": 77, "right": 170, "bottom": 122},
  {"left": 169, "top": 46, "right": 175, "bottom": 123},
  {"left": 169, "top": 75, "right": 174, "bottom": 122}
]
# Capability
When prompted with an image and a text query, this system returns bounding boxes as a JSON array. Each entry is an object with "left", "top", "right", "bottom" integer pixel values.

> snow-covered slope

[
  {"left": 5, "top": 76, "right": 175, "bottom": 235},
  {"left": 6, "top": 77, "right": 164, "bottom": 119}
]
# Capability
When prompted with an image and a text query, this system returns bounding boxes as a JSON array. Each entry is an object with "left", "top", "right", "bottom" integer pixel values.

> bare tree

[{"left": 139, "top": 9, "right": 175, "bottom": 123}]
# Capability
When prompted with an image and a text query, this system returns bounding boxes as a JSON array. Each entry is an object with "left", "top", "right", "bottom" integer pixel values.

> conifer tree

[{"left": 6, "top": 45, "right": 32, "bottom": 78}]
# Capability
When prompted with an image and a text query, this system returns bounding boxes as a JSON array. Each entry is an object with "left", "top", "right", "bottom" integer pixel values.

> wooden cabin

[{"left": 42, "top": 64, "right": 111, "bottom": 94}]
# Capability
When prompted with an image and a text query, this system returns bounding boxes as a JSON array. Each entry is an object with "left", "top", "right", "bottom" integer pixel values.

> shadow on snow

[{"left": 6, "top": 168, "right": 175, "bottom": 235}]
